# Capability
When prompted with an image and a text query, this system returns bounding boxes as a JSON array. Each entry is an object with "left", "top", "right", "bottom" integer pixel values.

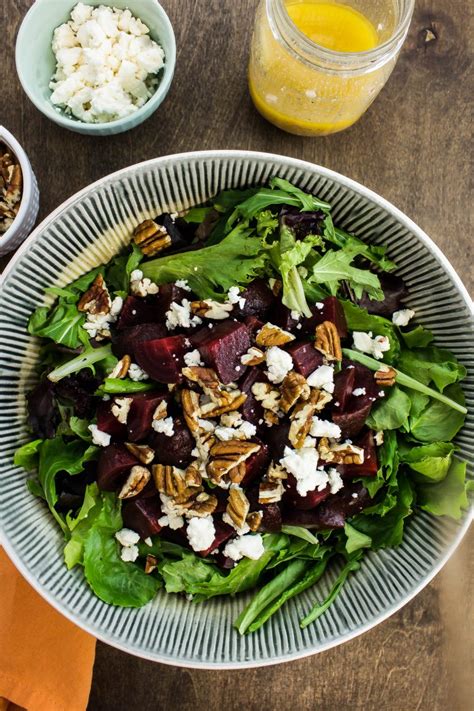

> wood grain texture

[{"left": 1, "top": 0, "right": 472, "bottom": 709}]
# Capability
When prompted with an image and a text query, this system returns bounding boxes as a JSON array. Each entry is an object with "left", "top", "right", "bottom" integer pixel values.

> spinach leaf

[
  {"left": 367, "top": 386, "right": 411, "bottom": 430},
  {"left": 397, "top": 347, "right": 466, "bottom": 392},
  {"left": 417, "top": 458, "right": 470, "bottom": 520},
  {"left": 105, "top": 243, "right": 143, "bottom": 295},
  {"left": 344, "top": 523, "right": 372, "bottom": 555},
  {"left": 409, "top": 384, "right": 466, "bottom": 443},
  {"left": 401, "top": 442, "right": 455, "bottom": 483},
  {"left": 159, "top": 553, "right": 216, "bottom": 593},
  {"left": 280, "top": 526, "right": 320, "bottom": 545}
]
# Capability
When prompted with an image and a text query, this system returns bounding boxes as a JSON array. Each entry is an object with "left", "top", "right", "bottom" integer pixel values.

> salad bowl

[{"left": 0, "top": 150, "right": 472, "bottom": 667}]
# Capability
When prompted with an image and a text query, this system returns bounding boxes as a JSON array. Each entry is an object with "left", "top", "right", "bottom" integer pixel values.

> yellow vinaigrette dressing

[{"left": 248, "top": 0, "right": 397, "bottom": 136}]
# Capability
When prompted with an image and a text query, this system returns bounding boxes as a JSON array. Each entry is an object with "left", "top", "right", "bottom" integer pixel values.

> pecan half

[
  {"left": 258, "top": 479, "right": 285, "bottom": 504},
  {"left": 269, "top": 278, "right": 283, "bottom": 296},
  {"left": 180, "top": 389, "right": 200, "bottom": 432},
  {"left": 374, "top": 365, "right": 397, "bottom": 387},
  {"left": 109, "top": 354, "right": 131, "bottom": 379},
  {"left": 318, "top": 438, "right": 364, "bottom": 465},
  {"left": 184, "top": 463, "right": 203, "bottom": 489},
  {"left": 133, "top": 219, "right": 172, "bottom": 256},
  {"left": 124, "top": 442, "right": 155, "bottom": 465},
  {"left": 266, "top": 462, "right": 288, "bottom": 481},
  {"left": 226, "top": 487, "right": 250, "bottom": 529},
  {"left": 256, "top": 322, "right": 295, "bottom": 347},
  {"left": 77, "top": 274, "right": 111, "bottom": 315},
  {"left": 207, "top": 440, "right": 261, "bottom": 481},
  {"left": 240, "top": 347, "right": 265, "bottom": 366},
  {"left": 180, "top": 491, "right": 218, "bottom": 517},
  {"left": 199, "top": 391, "right": 247, "bottom": 419},
  {"left": 152, "top": 464, "right": 198, "bottom": 503},
  {"left": 118, "top": 465, "right": 151, "bottom": 499},
  {"left": 228, "top": 461, "right": 247, "bottom": 484},
  {"left": 153, "top": 400, "right": 168, "bottom": 421},
  {"left": 145, "top": 554, "right": 158, "bottom": 574},
  {"left": 280, "top": 371, "right": 310, "bottom": 413},
  {"left": 182, "top": 366, "right": 231, "bottom": 405},
  {"left": 288, "top": 389, "right": 325, "bottom": 448},
  {"left": 246, "top": 510, "right": 263, "bottom": 532},
  {"left": 314, "top": 321, "right": 342, "bottom": 361},
  {"left": 190, "top": 300, "right": 233, "bottom": 320}
]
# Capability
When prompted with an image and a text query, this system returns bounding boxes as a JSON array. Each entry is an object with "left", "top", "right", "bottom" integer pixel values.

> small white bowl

[{"left": 0, "top": 127, "right": 39, "bottom": 256}]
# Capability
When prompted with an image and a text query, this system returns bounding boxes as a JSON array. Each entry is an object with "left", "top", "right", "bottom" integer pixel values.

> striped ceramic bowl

[{"left": 0, "top": 151, "right": 472, "bottom": 667}]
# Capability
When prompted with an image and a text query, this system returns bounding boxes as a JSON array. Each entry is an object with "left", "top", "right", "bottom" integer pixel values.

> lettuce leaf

[
  {"left": 14, "top": 438, "right": 43, "bottom": 470},
  {"left": 401, "top": 442, "right": 455, "bottom": 483},
  {"left": 399, "top": 325, "right": 434, "bottom": 349},
  {"left": 307, "top": 248, "right": 384, "bottom": 301},
  {"left": 47, "top": 344, "right": 116, "bottom": 383},
  {"left": 397, "top": 347, "right": 466, "bottom": 392},
  {"left": 344, "top": 523, "right": 372, "bottom": 554},
  {"left": 367, "top": 386, "right": 412, "bottom": 430}
]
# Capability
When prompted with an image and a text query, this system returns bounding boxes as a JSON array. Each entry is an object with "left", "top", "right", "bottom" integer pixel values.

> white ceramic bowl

[
  {"left": 0, "top": 151, "right": 472, "bottom": 667},
  {"left": 0, "top": 127, "right": 39, "bottom": 256}
]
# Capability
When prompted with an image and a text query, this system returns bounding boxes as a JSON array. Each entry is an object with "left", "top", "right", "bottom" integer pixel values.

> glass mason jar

[{"left": 248, "top": 0, "right": 415, "bottom": 136}]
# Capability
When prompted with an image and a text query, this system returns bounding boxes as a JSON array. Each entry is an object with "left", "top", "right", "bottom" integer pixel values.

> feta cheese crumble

[
  {"left": 165, "top": 299, "right": 202, "bottom": 330},
  {"left": 111, "top": 396, "right": 132, "bottom": 424},
  {"left": 265, "top": 346, "right": 293, "bottom": 384},
  {"left": 280, "top": 446, "right": 328, "bottom": 497},
  {"left": 227, "top": 286, "right": 246, "bottom": 309},
  {"left": 352, "top": 331, "right": 390, "bottom": 360},
  {"left": 50, "top": 3, "right": 165, "bottom": 124},
  {"left": 129, "top": 269, "right": 159, "bottom": 297},
  {"left": 327, "top": 468, "right": 344, "bottom": 494},
  {"left": 306, "top": 364, "right": 335, "bottom": 393},
  {"left": 83, "top": 295, "right": 122, "bottom": 340},
  {"left": 175, "top": 279, "right": 191, "bottom": 291},
  {"left": 88, "top": 424, "right": 111, "bottom": 447},
  {"left": 115, "top": 527, "right": 140, "bottom": 563},
  {"left": 184, "top": 349, "right": 204, "bottom": 367},
  {"left": 392, "top": 308, "right": 415, "bottom": 327},
  {"left": 186, "top": 516, "right": 216, "bottom": 552},
  {"left": 223, "top": 534, "right": 265, "bottom": 562},
  {"left": 128, "top": 362, "right": 149, "bottom": 381},
  {"left": 159, "top": 494, "right": 184, "bottom": 530},
  {"left": 310, "top": 417, "right": 341, "bottom": 440},
  {"left": 152, "top": 416, "right": 174, "bottom": 437},
  {"left": 352, "top": 387, "right": 366, "bottom": 397}
]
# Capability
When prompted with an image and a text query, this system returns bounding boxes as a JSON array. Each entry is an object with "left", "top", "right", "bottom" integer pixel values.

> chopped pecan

[
  {"left": 182, "top": 366, "right": 231, "bottom": 405},
  {"left": 190, "top": 300, "right": 233, "bottom": 320},
  {"left": 109, "top": 354, "right": 131, "bottom": 379},
  {"left": 288, "top": 389, "right": 325, "bottom": 448},
  {"left": 264, "top": 411, "right": 279, "bottom": 427},
  {"left": 226, "top": 487, "right": 250, "bottom": 529},
  {"left": 280, "top": 371, "right": 310, "bottom": 413},
  {"left": 145, "top": 554, "right": 158, "bottom": 574},
  {"left": 311, "top": 389, "right": 333, "bottom": 412},
  {"left": 256, "top": 322, "right": 295, "bottom": 347},
  {"left": 240, "top": 347, "right": 265, "bottom": 366},
  {"left": 207, "top": 440, "right": 261, "bottom": 481},
  {"left": 153, "top": 400, "right": 168, "bottom": 421},
  {"left": 318, "top": 438, "right": 365, "bottom": 465},
  {"left": 246, "top": 510, "right": 263, "bottom": 532},
  {"left": 251, "top": 382, "right": 281, "bottom": 412},
  {"left": 180, "top": 491, "right": 218, "bottom": 517},
  {"left": 77, "top": 274, "right": 111, "bottom": 315},
  {"left": 199, "top": 391, "right": 247, "bottom": 419},
  {"left": 152, "top": 464, "right": 198, "bottom": 503},
  {"left": 133, "top": 219, "right": 172, "bottom": 256},
  {"left": 184, "top": 463, "right": 203, "bottom": 488},
  {"left": 258, "top": 479, "right": 285, "bottom": 504},
  {"left": 374, "top": 365, "right": 397, "bottom": 387},
  {"left": 181, "top": 389, "right": 201, "bottom": 432},
  {"left": 314, "top": 321, "right": 342, "bottom": 361},
  {"left": 266, "top": 462, "right": 288, "bottom": 480},
  {"left": 124, "top": 442, "right": 155, "bottom": 465},
  {"left": 118, "top": 465, "right": 151, "bottom": 499},
  {"left": 228, "top": 461, "right": 247, "bottom": 484}
]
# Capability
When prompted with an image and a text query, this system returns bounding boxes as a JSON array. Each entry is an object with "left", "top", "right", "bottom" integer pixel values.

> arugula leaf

[
  {"left": 47, "top": 344, "right": 116, "bottom": 383},
  {"left": 397, "top": 347, "right": 466, "bottom": 392},
  {"left": 417, "top": 458, "right": 469, "bottom": 520},
  {"left": 95, "top": 378, "right": 154, "bottom": 395},
  {"left": 399, "top": 325, "right": 433, "bottom": 349},
  {"left": 213, "top": 187, "right": 261, "bottom": 212},
  {"left": 308, "top": 249, "right": 384, "bottom": 301},
  {"left": 323, "top": 220, "right": 397, "bottom": 272},
  {"left": 14, "top": 439, "right": 43, "bottom": 470},
  {"left": 367, "top": 386, "right": 411, "bottom": 430},
  {"left": 84, "top": 529, "right": 160, "bottom": 607},
  {"left": 141, "top": 224, "right": 269, "bottom": 300},
  {"left": 270, "top": 177, "right": 331, "bottom": 211},
  {"left": 67, "top": 416, "right": 93, "bottom": 441},
  {"left": 342, "top": 300, "right": 400, "bottom": 362},
  {"left": 300, "top": 555, "right": 362, "bottom": 628},
  {"left": 409, "top": 383, "right": 466, "bottom": 443},
  {"left": 344, "top": 523, "right": 372, "bottom": 554},
  {"left": 401, "top": 442, "right": 455, "bottom": 483},
  {"left": 64, "top": 483, "right": 103, "bottom": 568}
]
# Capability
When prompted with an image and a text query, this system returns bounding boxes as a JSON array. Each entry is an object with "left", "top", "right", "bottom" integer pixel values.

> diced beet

[
  {"left": 117, "top": 295, "right": 160, "bottom": 330},
  {"left": 191, "top": 321, "right": 250, "bottom": 384},
  {"left": 265, "top": 422, "right": 290, "bottom": 461},
  {"left": 135, "top": 335, "right": 188, "bottom": 383},
  {"left": 240, "top": 441, "right": 270, "bottom": 487},
  {"left": 97, "top": 443, "right": 138, "bottom": 491},
  {"left": 213, "top": 488, "right": 230, "bottom": 513},
  {"left": 282, "top": 483, "right": 371, "bottom": 529},
  {"left": 284, "top": 475, "right": 331, "bottom": 510},
  {"left": 27, "top": 378, "right": 58, "bottom": 439},
  {"left": 243, "top": 315, "right": 264, "bottom": 339},
  {"left": 240, "top": 367, "right": 267, "bottom": 428},
  {"left": 286, "top": 341, "right": 324, "bottom": 377},
  {"left": 96, "top": 400, "right": 127, "bottom": 439},
  {"left": 357, "top": 273, "right": 408, "bottom": 317},
  {"left": 127, "top": 392, "right": 169, "bottom": 442},
  {"left": 122, "top": 495, "right": 163, "bottom": 539},
  {"left": 332, "top": 402, "right": 372, "bottom": 440},
  {"left": 333, "top": 367, "right": 356, "bottom": 410},
  {"left": 112, "top": 322, "right": 167, "bottom": 359},
  {"left": 154, "top": 283, "right": 190, "bottom": 321},
  {"left": 340, "top": 431, "right": 378, "bottom": 477},
  {"left": 260, "top": 503, "right": 282, "bottom": 532},
  {"left": 233, "top": 279, "right": 274, "bottom": 319},
  {"left": 351, "top": 362, "right": 380, "bottom": 400},
  {"left": 199, "top": 519, "right": 234, "bottom": 557},
  {"left": 268, "top": 303, "right": 299, "bottom": 332},
  {"left": 149, "top": 416, "right": 194, "bottom": 467},
  {"left": 299, "top": 296, "right": 348, "bottom": 338}
]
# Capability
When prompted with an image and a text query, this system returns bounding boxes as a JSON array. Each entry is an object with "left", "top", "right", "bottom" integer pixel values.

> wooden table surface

[{"left": 2, "top": 1, "right": 473, "bottom": 709}]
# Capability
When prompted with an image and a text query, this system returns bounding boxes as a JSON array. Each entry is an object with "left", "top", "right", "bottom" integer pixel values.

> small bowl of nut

[{"left": 0, "top": 126, "right": 40, "bottom": 257}]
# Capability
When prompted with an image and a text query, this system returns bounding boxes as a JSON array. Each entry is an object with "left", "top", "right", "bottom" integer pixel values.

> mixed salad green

[{"left": 15, "top": 177, "right": 470, "bottom": 633}]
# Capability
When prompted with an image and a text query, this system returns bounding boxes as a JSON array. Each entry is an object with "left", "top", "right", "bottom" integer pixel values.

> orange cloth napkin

[{"left": 0, "top": 547, "right": 96, "bottom": 711}]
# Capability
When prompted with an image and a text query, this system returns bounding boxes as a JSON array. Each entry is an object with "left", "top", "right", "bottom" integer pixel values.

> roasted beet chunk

[
  {"left": 112, "top": 322, "right": 167, "bottom": 360},
  {"left": 234, "top": 279, "right": 274, "bottom": 319},
  {"left": 265, "top": 422, "right": 290, "bottom": 461},
  {"left": 150, "top": 416, "right": 194, "bottom": 467},
  {"left": 333, "top": 367, "right": 356, "bottom": 411},
  {"left": 240, "top": 368, "right": 267, "bottom": 428},
  {"left": 356, "top": 273, "right": 408, "bottom": 317},
  {"left": 268, "top": 303, "right": 299, "bottom": 332},
  {"left": 284, "top": 475, "right": 331, "bottom": 510},
  {"left": 332, "top": 362, "right": 381, "bottom": 438},
  {"left": 154, "top": 283, "right": 191, "bottom": 321},
  {"left": 259, "top": 503, "right": 282, "bottom": 532},
  {"left": 299, "top": 296, "right": 348, "bottom": 338},
  {"left": 282, "top": 483, "right": 371, "bottom": 529},
  {"left": 286, "top": 341, "right": 324, "bottom": 377},
  {"left": 243, "top": 315, "right": 264, "bottom": 339},
  {"left": 96, "top": 400, "right": 127, "bottom": 439},
  {"left": 198, "top": 519, "right": 234, "bottom": 557},
  {"left": 117, "top": 295, "right": 160, "bottom": 330},
  {"left": 27, "top": 378, "right": 58, "bottom": 439},
  {"left": 122, "top": 495, "right": 163, "bottom": 539},
  {"left": 332, "top": 403, "right": 372, "bottom": 440},
  {"left": 191, "top": 321, "right": 250, "bottom": 384},
  {"left": 240, "top": 440, "right": 271, "bottom": 487},
  {"left": 135, "top": 335, "right": 188, "bottom": 383},
  {"left": 127, "top": 391, "right": 169, "bottom": 442},
  {"left": 340, "top": 431, "right": 378, "bottom": 477},
  {"left": 97, "top": 443, "right": 138, "bottom": 491}
]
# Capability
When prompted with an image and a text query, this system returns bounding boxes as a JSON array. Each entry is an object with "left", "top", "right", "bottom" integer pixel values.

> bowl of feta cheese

[{"left": 15, "top": 0, "right": 176, "bottom": 135}]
